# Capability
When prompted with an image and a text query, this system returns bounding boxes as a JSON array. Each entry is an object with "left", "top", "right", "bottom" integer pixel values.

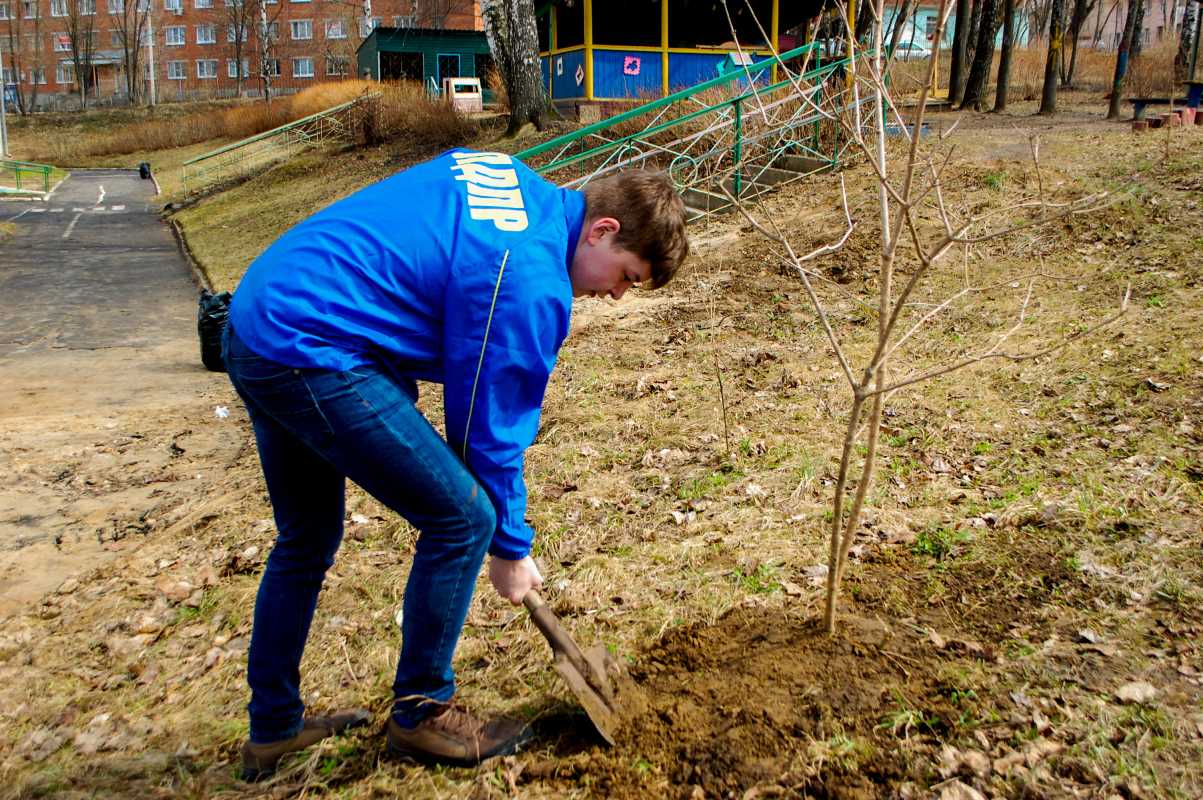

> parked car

[{"left": 892, "top": 41, "right": 933, "bottom": 60}]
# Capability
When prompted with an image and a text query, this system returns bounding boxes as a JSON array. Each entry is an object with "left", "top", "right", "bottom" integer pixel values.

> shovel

[{"left": 523, "top": 590, "right": 624, "bottom": 745}]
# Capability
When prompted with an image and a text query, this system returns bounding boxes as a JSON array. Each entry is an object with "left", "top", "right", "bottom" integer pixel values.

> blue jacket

[{"left": 229, "top": 149, "right": 586, "bottom": 560}]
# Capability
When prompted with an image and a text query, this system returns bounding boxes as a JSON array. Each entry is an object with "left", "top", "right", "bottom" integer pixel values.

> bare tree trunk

[
  {"left": 1176, "top": 1, "right": 1196, "bottom": 79},
  {"left": 966, "top": 0, "right": 984, "bottom": 66},
  {"left": 1107, "top": 0, "right": 1141, "bottom": 118},
  {"left": 949, "top": 0, "right": 973, "bottom": 102},
  {"left": 1131, "top": 0, "right": 1146, "bottom": 54},
  {"left": 481, "top": 0, "right": 546, "bottom": 135},
  {"left": 887, "top": 0, "right": 916, "bottom": 56},
  {"left": 995, "top": 0, "right": 1017, "bottom": 109},
  {"left": 1039, "top": 0, "right": 1066, "bottom": 113},
  {"left": 961, "top": 0, "right": 1001, "bottom": 109},
  {"left": 1062, "top": 0, "right": 1096, "bottom": 85}
]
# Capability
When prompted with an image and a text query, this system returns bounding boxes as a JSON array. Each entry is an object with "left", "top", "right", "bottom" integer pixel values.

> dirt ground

[{"left": 0, "top": 96, "right": 1200, "bottom": 799}]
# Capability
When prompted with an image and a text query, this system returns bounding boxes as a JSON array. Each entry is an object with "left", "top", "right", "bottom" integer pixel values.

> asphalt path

[
  {"left": 0, "top": 170, "right": 236, "bottom": 611},
  {"left": 0, "top": 169, "right": 197, "bottom": 357}
]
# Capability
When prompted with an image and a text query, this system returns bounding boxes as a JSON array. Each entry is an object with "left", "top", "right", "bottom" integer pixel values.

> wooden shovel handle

[{"left": 523, "top": 590, "right": 588, "bottom": 669}]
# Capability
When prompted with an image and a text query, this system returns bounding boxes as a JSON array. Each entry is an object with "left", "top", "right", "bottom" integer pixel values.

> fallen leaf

[
  {"left": 1145, "top": 378, "right": 1170, "bottom": 392},
  {"left": 780, "top": 580, "right": 805, "bottom": 597},
  {"left": 1116, "top": 681, "right": 1158, "bottom": 704}
]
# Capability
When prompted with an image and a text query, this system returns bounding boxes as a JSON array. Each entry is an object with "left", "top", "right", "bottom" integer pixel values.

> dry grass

[{"left": 13, "top": 80, "right": 470, "bottom": 167}]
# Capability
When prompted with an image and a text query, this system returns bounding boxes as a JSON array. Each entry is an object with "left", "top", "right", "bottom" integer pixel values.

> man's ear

[{"left": 586, "top": 216, "right": 621, "bottom": 245}]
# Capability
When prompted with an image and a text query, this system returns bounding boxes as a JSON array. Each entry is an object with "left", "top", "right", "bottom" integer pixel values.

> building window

[
  {"left": 226, "top": 24, "right": 246, "bottom": 42},
  {"left": 164, "top": 0, "right": 180, "bottom": 10},
  {"left": 109, "top": 29, "right": 123, "bottom": 45},
  {"left": 393, "top": 15, "right": 414, "bottom": 28},
  {"left": 50, "top": 0, "right": 66, "bottom": 16},
  {"left": 55, "top": 62, "right": 75, "bottom": 83},
  {"left": 227, "top": 57, "right": 248, "bottom": 77},
  {"left": 924, "top": 15, "right": 937, "bottom": 38},
  {"left": 292, "top": 56, "right": 313, "bottom": 77},
  {"left": 32, "top": 67, "right": 46, "bottom": 83},
  {"left": 195, "top": 0, "right": 211, "bottom": 7},
  {"left": 167, "top": 59, "right": 186, "bottom": 79},
  {"left": 264, "top": 57, "right": 280, "bottom": 75},
  {"left": 196, "top": 58, "right": 217, "bottom": 78},
  {"left": 196, "top": 23, "right": 215, "bottom": 43},
  {"left": 79, "top": 0, "right": 95, "bottom": 14},
  {"left": 53, "top": 32, "right": 71, "bottom": 51},
  {"left": 109, "top": 0, "right": 124, "bottom": 13},
  {"left": 2, "top": 67, "right": 15, "bottom": 84},
  {"left": 165, "top": 25, "right": 184, "bottom": 45},
  {"left": 326, "top": 54, "right": 347, "bottom": 75},
  {"left": 290, "top": 19, "right": 311, "bottom": 39},
  {"left": 0, "top": 4, "right": 9, "bottom": 20},
  {"left": 324, "top": 18, "right": 345, "bottom": 39},
  {"left": 264, "top": 21, "right": 278, "bottom": 39},
  {"left": 20, "top": 0, "right": 37, "bottom": 17}
]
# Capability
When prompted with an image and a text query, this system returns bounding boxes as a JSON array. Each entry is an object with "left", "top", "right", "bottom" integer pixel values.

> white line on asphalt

[
  {"left": 62, "top": 213, "right": 82, "bottom": 239},
  {"left": 97, "top": 185, "right": 105, "bottom": 205},
  {"left": 6, "top": 207, "right": 32, "bottom": 222},
  {"left": 111, "top": 205, "right": 125, "bottom": 211},
  {"left": 91, "top": 206, "right": 105, "bottom": 212},
  {"left": 50, "top": 208, "right": 65, "bottom": 213},
  {"left": 73, "top": 207, "right": 85, "bottom": 212},
  {"left": 31, "top": 207, "right": 46, "bottom": 213}
]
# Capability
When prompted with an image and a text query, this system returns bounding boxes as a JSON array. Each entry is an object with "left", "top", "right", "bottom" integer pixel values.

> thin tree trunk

[
  {"left": 1107, "top": 0, "right": 1141, "bottom": 118},
  {"left": 995, "top": 0, "right": 1017, "bottom": 109},
  {"left": 1062, "top": 0, "right": 1092, "bottom": 85},
  {"left": 949, "top": 0, "right": 973, "bottom": 102},
  {"left": 1176, "top": 1, "right": 1196, "bottom": 79},
  {"left": 967, "top": 0, "right": 984, "bottom": 65},
  {"left": 1131, "top": 0, "right": 1146, "bottom": 54},
  {"left": 1039, "top": 0, "right": 1067, "bottom": 113},
  {"left": 887, "top": 0, "right": 916, "bottom": 56},
  {"left": 962, "top": 0, "right": 1001, "bottom": 109}
]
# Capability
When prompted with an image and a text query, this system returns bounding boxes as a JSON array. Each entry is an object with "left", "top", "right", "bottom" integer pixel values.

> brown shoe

[
  {"left": 240, "top": 708, "right": 372, "bottom": 781},
  {"left": 386, "top": 703, "right": 532, "bottom": 766}
]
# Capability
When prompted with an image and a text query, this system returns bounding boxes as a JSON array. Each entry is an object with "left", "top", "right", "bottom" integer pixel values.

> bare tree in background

[
  {"left": 224, "top": 0, "right": 256, "bottom": 95},
  {"left": 949, "top": 0, "right": 972, "bottom": 103},
  {"left": 1061, "top": 0, "right": 1098, "bottom": 86},
  {"left": 1107, "top": 0, "right": 1142, "bottom": 118},
  {"left": 4, "top": 3, "right": 47, "bottom": 114},
  {"left": 255, "top": 0, "right": 284, "bottom": 103},
  {"left": 1039, "top": 0, "right": 1067, "bottom": 113},
  {"left": 481, "top": 0, "right": 545, "bottom": 134},
  {"left": 1176, "top": 0, "right": 1196, "bottom": 79},
  {"left": 961, "top": 0, "right": 1001, "bottom": 109},
  {"left": 715, "top": 0, "right": 1126, "bottom": 633},
  {"left": 64, "top": 0, "right": 98, "bottom": 110},
  {"left": 110, "top": 0, "right": 154, "bottom": 104},
  {"left": 995, "top": 0, "right": 1017, "bottom": 110}
]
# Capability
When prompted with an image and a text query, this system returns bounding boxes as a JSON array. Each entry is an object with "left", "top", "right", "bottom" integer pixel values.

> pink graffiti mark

[{"left": 623, "top": 56, "right": 641, "bottom": 76}]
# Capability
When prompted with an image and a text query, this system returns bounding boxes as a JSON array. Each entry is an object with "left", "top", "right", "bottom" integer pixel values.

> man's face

[{"left": 569, "top": 217, "right": 652, "bottom": 300}]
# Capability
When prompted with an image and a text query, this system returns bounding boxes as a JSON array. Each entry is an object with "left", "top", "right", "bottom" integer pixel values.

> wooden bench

[{"left": 1127, "top": 97, "right": 1190, "bottom": 120}]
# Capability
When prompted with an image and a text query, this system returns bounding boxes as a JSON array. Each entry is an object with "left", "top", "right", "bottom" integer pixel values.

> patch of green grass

[
  {"left": 983, "top": 170, "right": 1007, "bottom": 190},
  {"left": 878, "top": 693, "right": 939, "bottom": 738},
  {"left": 677, "top": 464, "right": 743, "bottom": 500},
  {"left": 1145, "top": 294, "right": 1165, "bottom": 308},
  {"left": 733, "top": 563, "right": 782, "bottom": 594},
  {"left": 912, "top": 526, "right": 972, "bottom": 561}
]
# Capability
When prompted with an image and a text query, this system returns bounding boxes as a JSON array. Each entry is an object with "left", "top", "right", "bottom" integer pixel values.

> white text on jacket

[{"left": 450, "top": 151, "right": 529, "bottom": 232}]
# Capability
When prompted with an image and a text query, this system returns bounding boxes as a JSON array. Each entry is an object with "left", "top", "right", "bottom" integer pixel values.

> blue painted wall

[
  {"left": 548, "top": 50, "right": 587, "bottom": 99},
  {"left": 593, "top": 50, "right": 663, "bottom": 99}
]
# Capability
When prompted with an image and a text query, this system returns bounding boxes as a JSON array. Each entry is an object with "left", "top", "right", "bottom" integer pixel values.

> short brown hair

[{"left": 582, "top": 170, "right": 689, "bottom": 290}]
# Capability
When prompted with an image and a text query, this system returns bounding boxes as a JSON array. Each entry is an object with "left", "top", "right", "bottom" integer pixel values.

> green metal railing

[
  {"left": 516, "top": 43, "right": 876, "bottom": 219},
  {"left": 182, "top": 93, "right": 379, "bottom": 197},
  {"left": 0, "top": 159, "right": 53, "bottom": 195}
]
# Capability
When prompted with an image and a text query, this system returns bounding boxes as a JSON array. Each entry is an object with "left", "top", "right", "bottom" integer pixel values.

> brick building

[{"left": 0, "top": 0, "right": 479, "bottom": 110}]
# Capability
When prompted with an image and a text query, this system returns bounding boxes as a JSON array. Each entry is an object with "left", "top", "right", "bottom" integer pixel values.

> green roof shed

[{"left": 357, "top": 27, "right": 495, "bottom": 91}]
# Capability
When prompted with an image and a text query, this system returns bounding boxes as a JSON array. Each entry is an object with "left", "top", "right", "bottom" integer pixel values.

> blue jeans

[{"left": 223, "top": 325, "right": 496, "bottom": 744}]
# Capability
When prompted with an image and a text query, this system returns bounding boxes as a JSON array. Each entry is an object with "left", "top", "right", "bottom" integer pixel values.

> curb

[{"left": 168, "top": 217, "right": 214, "bottom": 293}]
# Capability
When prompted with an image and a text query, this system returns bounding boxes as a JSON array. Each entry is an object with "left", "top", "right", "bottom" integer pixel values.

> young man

[{"left": 223, "top": 150, "right": 689, "bottom": 779}]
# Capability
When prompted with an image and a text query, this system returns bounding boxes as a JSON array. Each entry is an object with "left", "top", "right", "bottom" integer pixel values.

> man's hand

[{"left": 489, "top": 555, "right": 543, "bottom": 605}]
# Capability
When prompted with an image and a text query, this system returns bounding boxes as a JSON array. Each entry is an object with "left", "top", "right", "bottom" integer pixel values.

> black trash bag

[
  {"left": 198, "top": 289, "right": 232, "bottom": 372},
  {"left": 138, "top": 162, "right": 152, "bottom": 180}
]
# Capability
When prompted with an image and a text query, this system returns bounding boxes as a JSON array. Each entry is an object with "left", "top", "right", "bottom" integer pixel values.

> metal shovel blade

[{"left": 525, "top": 591, "right": 623, "bottom": 746}]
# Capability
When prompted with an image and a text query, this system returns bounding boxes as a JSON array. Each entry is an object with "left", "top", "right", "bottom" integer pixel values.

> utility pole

[{"left": 147, "top": 2, "right": 157, "bottom": 106}]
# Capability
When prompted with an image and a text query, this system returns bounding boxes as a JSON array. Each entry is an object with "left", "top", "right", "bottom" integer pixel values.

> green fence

[
  {"left": 0, "top": 159, "right": 53, "bottom": 195},
  {"left": 516, "top": 43, "right": 875, "bottom": 221}
]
